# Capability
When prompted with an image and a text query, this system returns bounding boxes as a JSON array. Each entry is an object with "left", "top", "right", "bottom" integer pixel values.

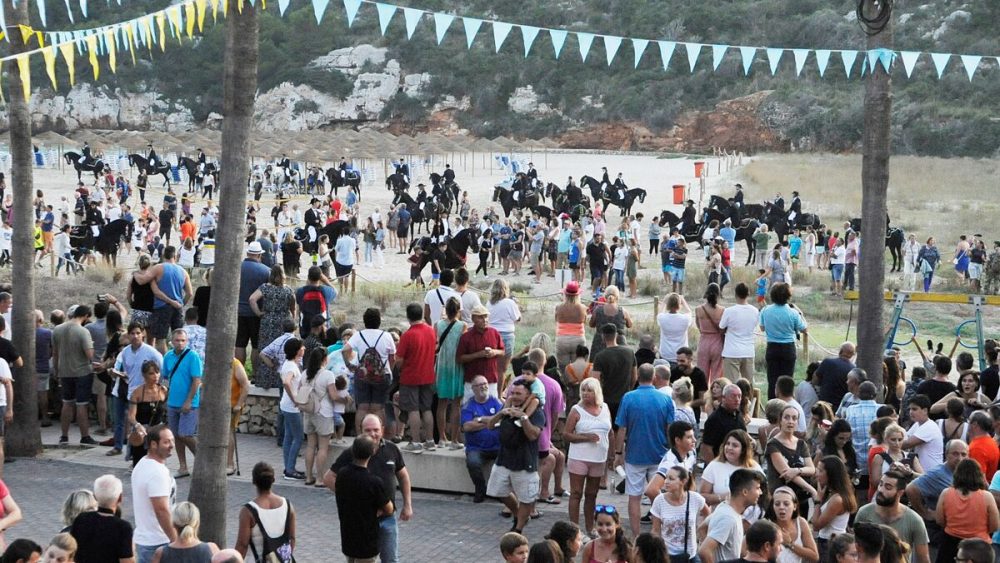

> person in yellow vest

[{"left": 33, "top": 220, "right": 46, "bottom": 267}]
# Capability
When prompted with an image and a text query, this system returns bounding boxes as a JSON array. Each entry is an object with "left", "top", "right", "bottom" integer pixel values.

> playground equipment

[{"left": 843, "top": 290, "right": 1000, "bottom": 371}]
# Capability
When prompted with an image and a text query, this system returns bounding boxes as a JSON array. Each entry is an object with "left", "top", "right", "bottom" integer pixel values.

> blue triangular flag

[
  {"left": 711, "top": 44, "right": 727, "bottom": 71},
  {"left": 79, "top": 0, "right": 87, "bottom": 18},
  {"left": 685, "top": 43, "right": 701, "bottom": 72},
  {"left": 658, "top": 40, "right": 676, "bottom": 70},
  {"left": 878, "top": 48, "right": 895, "bottom": 73},
  {"left": 899, "top": 51, "right": 919, "bottom": 78},
  {"left": 930, "top": 53, "right": 951, "bottom": 78},
  {"left": 550, "top": 29, "right": 567, "bottom": 58},
  {"left": 632, "top": 38, "right": 648, "bottom": 69},
  {"left": 577, "top": 32, "right": 595, "bottom": 62},
  {"left": 463, "top": 18, "right": 482, "bottom": 49},
  {"left": 739, "top": 46, "right": 755, "bottom": 75},
  {"left": 64, "top": 0, "right": 74, "bottom": 23},
  {"left": 840, "top": 50, "right": 858, "bottom": 77},
  {"left": 277, "top": 0, "right": 290, "bottom": 16},
  {"left": 960, "top": 54, "right": 981, "bottom": 81},
  {"left": 520, "top": 25, "right": 540, "bottom": 57},
  {"left": 433, "top": 13, "right": 453, "bottom": 45},
  {"left": 402, "top": 7, "right": 422, "bottom": 39},
  {"left": 375, "top": 3, "right": 396, "bottom": 36},
  {"left": 766, "top": 48, "right": 783, "bottom": 75},
  {"left": 311, "top": 0, "right": 329, "bottom": 23},
  {"left": 792, "top": 48, "right": 809, "bottom": 76},
  {"left": 866, "top": 49, "right": 881, "bottom": 75},
  {"left": 815, "top": 49, "right": 831, "bottom": 77},
  {"left": 492, "top": 21, "right": 512, "bottom": 53},
  {"left": 35, "top": 0, "right": 46, "bottom": 27},
  {"left": 604, "top": 36, "right": 622, "bottom": 66},
  {"left": 343, "top": 0, "right": 360, "bottom": 26}
]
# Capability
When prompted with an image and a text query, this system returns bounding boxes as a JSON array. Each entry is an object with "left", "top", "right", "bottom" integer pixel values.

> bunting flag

[
  {"left": 80, "top": 0, "right": 88, "bottom": 18},
  {"left": 35, "top": 0, "right": 47, "bottom": 28},
  {"left": 85, "top": 35, "right": 99, "bottom": 80},
  {"left": 603, "top": 36, "right": 621, "bottom": 66},
  {"left": 739, "top": 46, "right": 755, "bottom": 75},
  {"left": 184, "top": 2, "right": 196, "bottom": 37},
  {"left": 549, "top": 29, "right": 567, "bottom": 59},
  {"left": 64, "top": 0, "right": 74, "bottom": 23},
  {"left": 840, "top": 50, "right": 858, "bottom": 77},
  {"left": 658, "top": 40, "right": 675, "bottom": 71},
  {"left": 433, "top": 12, "right": 453, "bottom": 45},
  {"left": 792, "top": 48, "right": 809, "bottom": 76},
  {"left": 930, "top": 53, "right": 951, "bottom": 78},
  {"left": 711, "top": 44, "right": 727, "bottom": 71},
  {"left": 577, "top": 32, "right": 594, "bottom": 62},
  {"left": 492, "top": 21, "right": 512, "bottom": 53},
  {"left": 105, "top": 29, "right": 116, "bottom": 72},
  {"left": 402, "top": 7, "right": 421, "bottom": 39},
  {"left": 900, "top": 51, "right": 920, "bottom": 78},
  {"left": 277, "top": 0, "right": 289, "bottom": 16},
  {"left": 155, "top": 13, "right": 166, "bottom": 50},
  {"left": 520, "top": 25, "right": 540, "bottom": 57},
  {"left": 375, "top": 3, "right": 395, "bottom": 35},
  {"left": 58, "top": 40, "right": 76, "bottom": 85},
  {"left": 462, "top": 18, "right": 482, "bottom": 49},
  {"left": 15, "top": 54, "right": 30, "bottom": 102},
  {"left": 766, "top": 48, "right": 782, "bottom": 75},
  {"left": 42, "top": 46, "right": 58, "bottom": 88},
  {"left": 960, "top": 54, "right": 980, "bottom": 81},
  {"left": 815, "top": 49, "right": 831, "bottom": 77},
  {"left": 684, "top": 42, "right": 700, "bottom": 72},
  {"left": 632, "top": 38, "right": 648, "bottom": 69}
]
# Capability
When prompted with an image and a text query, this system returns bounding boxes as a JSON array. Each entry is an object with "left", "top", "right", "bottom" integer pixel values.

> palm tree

[
  {"left": 187, "top": 3, "right": 259, "bottom": 543},
  {"left": 858, "top": 0, "right": 893, "bottom": 389},
  {"left": 2, "top": 0, "right": 42, "bottom": 459}
]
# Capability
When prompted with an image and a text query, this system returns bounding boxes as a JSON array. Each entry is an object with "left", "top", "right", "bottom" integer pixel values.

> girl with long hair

[
  {"left": 935, "top": 459, "right": 1000, "bottom": 563},
  {"left": 580, "top": 505, "right": 631, "bottom": 563},
  {"left": 765, "top": 486, "right": 819, "bottom": 563},
  {"left": 700, "top": 429, "right": 763, "bottom": 507},
  {"left": 487, "top": 279, "right": 521, "bottom": 380},
  {"left": 812, "top": 455, "right": 858, "bottom": 560},
  {"left": 300, "top": 348, "right": 337, "bottom": 486},
  {"left": 815, "top": 418, "right": 858, "bottom": 477},
  {"left": 650, "top": 466, "right": 709, "bottom": 561},
  {"left": 695, "top": 283, "right": 725, "bottom": 383},
  {"left": 870, "top": 423, "right": 922, "bottom": 496}
]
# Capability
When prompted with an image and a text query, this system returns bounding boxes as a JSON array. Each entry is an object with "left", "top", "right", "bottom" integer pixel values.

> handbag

[{"left": 668, "top": 492, "right": 693, "bottom": 563}]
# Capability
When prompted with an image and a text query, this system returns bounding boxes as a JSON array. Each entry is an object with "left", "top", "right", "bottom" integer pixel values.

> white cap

[{"left": 247, "top": 241, "right": 264, "bottom": 254}]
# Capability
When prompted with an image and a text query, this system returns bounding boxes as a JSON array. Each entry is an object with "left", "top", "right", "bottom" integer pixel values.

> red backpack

[{"left": 299, "top": 286, "right": 328, "bottom": 327}]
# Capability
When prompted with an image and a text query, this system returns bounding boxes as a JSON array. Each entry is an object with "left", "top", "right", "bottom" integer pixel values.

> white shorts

[
  {"left": 463, "top": 382, "right": 498, "bottom": 405},
  {"left": 624, "top": 463, "right": 658, "bottom": 497},
  {"left": 486, "top": 464, "right": 539, "bottom": 503}
]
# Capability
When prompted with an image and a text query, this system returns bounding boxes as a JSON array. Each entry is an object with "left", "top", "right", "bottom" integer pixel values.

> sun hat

[
  {"left": 471, "top": 305, "right": 490, "bottom": 317},
  {"left": 246, "top": 241, "right": 264, "bottom": 254},
  {"left": 563, "top": 281, "right": 580, "bottom": 296}
]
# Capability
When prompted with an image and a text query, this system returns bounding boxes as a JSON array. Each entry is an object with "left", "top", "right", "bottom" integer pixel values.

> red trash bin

[
  {"left": 672, "top": 184, "right": 685, "bottom": 205},
  {"left": 694, "top": 161, "right": 706, "bottom": 177}
]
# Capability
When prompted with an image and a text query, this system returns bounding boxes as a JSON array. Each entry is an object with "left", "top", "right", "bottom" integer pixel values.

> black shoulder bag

[{"left": 669, "top": 492, "right": 693, "bottom": 563}]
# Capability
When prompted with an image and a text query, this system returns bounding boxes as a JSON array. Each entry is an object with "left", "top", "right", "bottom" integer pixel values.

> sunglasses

[{"left": 595, "top": 504, "right": 617, "bottom": 515}]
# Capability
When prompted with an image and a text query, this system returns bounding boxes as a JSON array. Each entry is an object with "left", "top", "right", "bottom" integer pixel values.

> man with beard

[{"left": 855, "top": 470, "right": 930, "bottom": 563}]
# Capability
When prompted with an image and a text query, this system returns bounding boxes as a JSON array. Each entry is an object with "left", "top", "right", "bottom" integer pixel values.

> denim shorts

[
  {"left": 499, "top": 332, "right": 515, "bottom": 358},
  {"left": 671, "top": 268, "right": 686, "bottom": 283},
  {"left": 167, "top": 406, "right": 199, "bottom": 437},
  {"left": 61, "top": 374, "right": 94, "bottom": 405},
  {"left": 831, "top": 263, "right": 844, "bottom": 281}
]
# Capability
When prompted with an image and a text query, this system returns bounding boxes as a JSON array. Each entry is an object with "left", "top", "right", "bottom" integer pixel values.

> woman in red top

[
  {"left": 935, "top": 459, "right": 1000, "bottom": 563},
  {"left": 0, "top": 479, "right": 24, "bottom": 550}
]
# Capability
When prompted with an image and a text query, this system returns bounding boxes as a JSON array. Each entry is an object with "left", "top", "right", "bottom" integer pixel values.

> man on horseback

[
  {"left": 338, "top": 156, "right": 349, "bottom": 179},
  {"left": 396, "top": 158, "right": 410, "bottom": 184},
  {"left": 613, "top": 172, "right": 627, "bottom": 203},
  {"left": 526, "top": 162, "right": 538, "bottom": 182},
  {"left": 81, "top": 142, "right": 94, "bottom": 167},
  {"left": 278, "top": 153, "right": 291, "bottom": 178},
  {"left": 734, "top": 183, "right": 744, "bottom": 209},
  {"left": 443, "top": 163, "right": 456, "bottom": 185},
  {"left": 787, "top": 190, "right": 801, "bottom": 225},
  {"left": 146, "top": 144, "right": 159, "bottom": 168},
  {"left": 600, "top": 166, "right": 611, "bottom": 193},
  {"left": 196, "top": 148, "right": 206, "bottom": 167}
]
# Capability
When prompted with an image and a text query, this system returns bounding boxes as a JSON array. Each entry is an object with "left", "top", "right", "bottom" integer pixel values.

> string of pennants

[{"left": 1, "top": 0, "right": 996, "bottom": 104}]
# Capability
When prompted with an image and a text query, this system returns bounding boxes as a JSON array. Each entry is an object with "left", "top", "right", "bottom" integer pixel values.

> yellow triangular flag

[
  {"left": 36, "top": 31, "right": 44, "bottom": 48},
  {"left": 86, "top": 35, "right": 99, "bottom": 80},
  {"left": 260, "top": 0, "right": 265, "bottom": 9},
  {"left": 221, "top": 0, "right": 228, "bottom": 17},
  {"left": 184, "top": 2, "right": 195, "bottom": 38},
  {"left": 15, "top": 54, "right": 31, "bottom": 102},
  {"left": 209, "top": 0, "right": 218, "bottom": 21},
  {"left": 18, "top": 24, "right": 34, "bottom": 45},
  {"left": 237, "top": 0, "right": 243, "bottom": 14},
  {"left": 58, "top": 41, "right": 76, "bottom": 86},
  {"left": 126, "top": 22, "right": 137, "bottom": 65},
  {"left": 195, "top": 0, "right": 206, "bottom": 31},
  {"left": 167, "top": 6, "right": 182, "bottom": 43},
  {"left": 105, "top": 30, "right": 116, "bottom": 73},
  {"left": 0, "top": 32, "right": 5, "bottom": 43},
  {"left": 141, "top": 17, "right": 154, "bottom": 53},
  {"left": 42, "top": 45, "right": 58, "bottom": 89},
  {"left": 155, "top": 13, "right": 166, "bottom": 51}
]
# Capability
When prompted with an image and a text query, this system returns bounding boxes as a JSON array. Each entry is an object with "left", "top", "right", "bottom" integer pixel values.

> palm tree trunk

[
  {"left": 3, "top": 0, "right": 42, "bottom": 458},
  {"left": 188, "top": 3, "right": 258, "bottom": 543},
  {"left": 858, "top": 3, "right": 893, "bottom": 390}
]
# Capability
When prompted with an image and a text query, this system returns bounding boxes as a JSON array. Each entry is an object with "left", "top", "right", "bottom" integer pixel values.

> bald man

[{"left": 816, "top": 342, "right": 856, "bottom": 405}]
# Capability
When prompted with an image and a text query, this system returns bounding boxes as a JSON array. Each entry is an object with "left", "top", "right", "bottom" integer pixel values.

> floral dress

[{"left": 259, "top": 283, "right": 294, "bottom": 351}]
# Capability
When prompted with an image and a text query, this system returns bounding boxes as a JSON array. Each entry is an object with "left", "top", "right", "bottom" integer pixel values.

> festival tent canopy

[{"left": 33, "top": 131, "right": 76, "bottom": 146}]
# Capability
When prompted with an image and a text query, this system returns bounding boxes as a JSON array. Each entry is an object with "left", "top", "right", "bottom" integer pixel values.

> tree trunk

[
  {"left": 3, "top": 0, "right": 41, "bottom": 458},
  {"left": 187, "top": 3, "right": 258, "bottom": 543},
  {"left": 857, "top": 4, "right": 893, "bottom": 389}
]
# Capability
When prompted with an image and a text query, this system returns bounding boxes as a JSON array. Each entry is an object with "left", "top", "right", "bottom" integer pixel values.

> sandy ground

[{"left": 29, "top": 150, "right": 751, "bottom": 297}]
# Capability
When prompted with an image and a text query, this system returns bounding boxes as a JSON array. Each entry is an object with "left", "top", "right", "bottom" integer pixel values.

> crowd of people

[{"left": 6, "top": 163, "right": 1000, "bottom": 563}]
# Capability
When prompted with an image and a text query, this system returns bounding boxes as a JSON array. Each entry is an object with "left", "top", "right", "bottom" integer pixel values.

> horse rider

[
  {"left": 86, "top": 201, "right": 104, "bottom": 237},
  {"left": 395, "top": 158, "right": 410, "bottom": 184},
  {"left": 81, "top": 142, "right": 94, "bottom": 167},
  {"left": 526, "top": 162, "right": 538, "bottom": 182},
  {"left": 565, "top": 177, "right": 583, "bottom": 206},
  {"left": 278, "top": 153, "right": 292, "bottom": 178},
  {"left": 613, "top": 172, "right": 627, "bottom": 202},
  {"left": 727, "top": 197, "right": 741, "bottom": 225},
  {"left": 196, "top": 148, "right": 207, "bottom": 167},
  {"left": 734, "top": 183, "right": 745, "bottom": 208},
  {"left": 600, "top": 166, "right": 611, "bottom": 193},
  {"left": 416, "top": 183, "right": 428, "bottom": 205},
  {"left": 787, "top": 190, "right": 802, "bottom": 225},
  {"left": 773, "top": 192, "right": 785, "bottom": 212},
  {"left": 680, "top": 199, "right": 697, "bottom": 234},
  {"left": 146, "top": 144, "right": 159, "bottom": 168},
  {"left": 338, "top": 156, "right": 349, "bottom": 179},
  {"left": 443, "top": 163, "right": 456, "bottom": 186}
]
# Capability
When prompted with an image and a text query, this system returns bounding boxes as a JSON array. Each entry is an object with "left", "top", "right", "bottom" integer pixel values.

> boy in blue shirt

[{"left": 756, "top": 269, "right": 768, "bottom": 308}]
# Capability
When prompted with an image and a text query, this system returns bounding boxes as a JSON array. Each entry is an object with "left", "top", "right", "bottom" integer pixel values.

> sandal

[
  {"left": 539, "top": 495, "right": 562, "bottom": 505},
  {"left": 226, "top": 467, "right": 237, "bottom": 476},
  {"left": 499, "top": 509, "right": 513, "bottom": 518},
  {"left": 530, "top": 511, "right": 544, "bottom": 519},
  {"left": 305, "top": 478, "right": 316, "bottom": 486}
]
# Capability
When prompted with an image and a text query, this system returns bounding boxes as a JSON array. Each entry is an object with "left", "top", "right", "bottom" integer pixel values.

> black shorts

[
  {"left": 397, "top": 225, "right": 409, "bottom": 237},
  {"left": 334, "top": 262, "right": 353, "bottom": 278},
  {"left": 150, "top": 306, "right": 183, "bottom": 339},
  {"left": 236, "top": 315, "right": 261, "bottom": 349},
  {"left": 61, "top": 374, "right": 94, "bottom": 405},
  {"left": 591, "top": 266, "right": 605, "bottom": 284},
  {"left": 607, "top": 401, "right": 620, "bottom": 431}
]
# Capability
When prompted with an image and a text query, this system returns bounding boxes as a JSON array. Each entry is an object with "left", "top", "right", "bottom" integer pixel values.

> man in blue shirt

[
  {"left": 135, "top": 246, "right": 193, "bottom": 354},
  {"left": 236, "top": 242, "right": 270, "bottom": 374},
  {"left": 163, "top": 328, "right": 203, "bottom": 477},
  {"left": 461, "top": 375, "right": 504, "bottom": 503},
  {"left": 845, "top": 381, "right": 882, "bottom": 499},
  {"left": 109, "top": 321, "right": 162, "bottom": 456},
  {"left": 613, "top": 366, "right": 674, "bottom": 538}
]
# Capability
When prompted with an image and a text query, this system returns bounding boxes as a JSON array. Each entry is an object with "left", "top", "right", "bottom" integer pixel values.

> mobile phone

[{"left": 96, "top": 294, "right": 106, "bottom": 302}]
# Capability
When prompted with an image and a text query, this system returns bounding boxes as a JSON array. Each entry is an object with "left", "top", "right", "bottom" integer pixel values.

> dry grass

[{"left": 739, "top": 154, "right": 1000, "bottom": 241}]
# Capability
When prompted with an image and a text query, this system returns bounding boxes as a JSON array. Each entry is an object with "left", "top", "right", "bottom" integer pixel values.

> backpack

[
  {"left": 299, "top": 286, "right": 328, "bottom": 328},
  {"left": 295, "top": 374, "right": 320, "bottom": 415},
  {"left": 355, "top": 332, "right": 388, "bottom": 385},
  {"left": 245, "top": 502, "right": 295, "bottom": 563}
]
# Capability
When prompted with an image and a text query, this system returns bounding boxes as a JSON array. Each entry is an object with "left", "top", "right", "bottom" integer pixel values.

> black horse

[
  {"left": 64, "top": 152, "right": 104, "bottom": 181},
  {"left": 178, "top": 157, "right": 219, "bottom": 190},
  {"left": 327, "top": 167, "right": 362, "bottom": 199},
  {"left": 410, "top": 228, "right": 480, "bottom": 272},
  {"left": 69, "top": 219, "right": 130, "bottom": 267},
  {"left": 492, "top": 185, "right": 540, "bottom": 217},
  {"left": 579, "top": 175, "right": 606, "bottom": 205},
  {"left": 659, "top": 211, "right": 702, "bottom": 244},
  {"left": 736, "top": 219, "right": 761, "bottom": 266},
  {"left": 129, "top": 154, "right": 172, "bottom": 187},
  {"left": 850, "top": 217, "right": 905, "bottom": 272},
  {"left": 385, "top": 173, "right": 409, "bottom": 194},
  {"left": 605, "top": 188, "right": 647, "bottom": 217},
  {"left": 394, "top": 192, "right": 430, "bottom": 235}
]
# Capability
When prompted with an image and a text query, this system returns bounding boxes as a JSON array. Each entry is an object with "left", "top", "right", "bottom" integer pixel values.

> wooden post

[
  {"left": 802, "top": 332, "right": 810, "bottom": 365},
  {"left": 50, "top": 250, "right": 55, "bottom": 277},
  {"left": 351, "top": 270, "right": 356, "bottom": 293},
  {"left": 653, "top": 296, "right": 660, "bottom": 318}
]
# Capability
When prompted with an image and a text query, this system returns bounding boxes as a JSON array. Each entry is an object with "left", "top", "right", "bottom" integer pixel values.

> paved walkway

[{"left": 4, "top": 426, "right": 635, "bottom": 561}]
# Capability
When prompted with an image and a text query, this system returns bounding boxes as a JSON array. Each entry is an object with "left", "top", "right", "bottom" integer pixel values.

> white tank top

[
  {"left": 776, "top": 518, "right": 805, "bottom": 563},
  {"left": 817, "top": 496, "right": 849, "bottom": 539},
  {"left": 567, "top": 403, "right": 612, "bottom": 463},
  {"left": 248, "top": 499, "right": 288, "bottom": 551}
]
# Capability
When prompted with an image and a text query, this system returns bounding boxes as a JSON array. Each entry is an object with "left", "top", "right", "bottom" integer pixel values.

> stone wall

[{"left": 238, "top": 386, "right": 280, "bottom": 436}]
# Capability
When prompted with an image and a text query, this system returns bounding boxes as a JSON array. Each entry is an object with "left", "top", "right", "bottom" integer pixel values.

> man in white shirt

[
  {"left": 902, "top": 394, "right": 943, "bottom": 472},
  {"left": 718, "top": 282, "right": 760, "bottom": 385},
  {"left": 424, "top": 269, "right": 461, "bottom": 324},
  {"left": 131, "top": 425, "right": 177, "bottom": 563},
  {"left": 0, "top": 357, "right": 13, "bottom": 475},
  {"left": 698, "top": 468, "right": 763, "bottom": 563},
  {"left": 333, "top": 233, "right": 358, "bottom": 293},
  {"left": 106, "top": 203, "right": 123, "bottom": 223}
]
